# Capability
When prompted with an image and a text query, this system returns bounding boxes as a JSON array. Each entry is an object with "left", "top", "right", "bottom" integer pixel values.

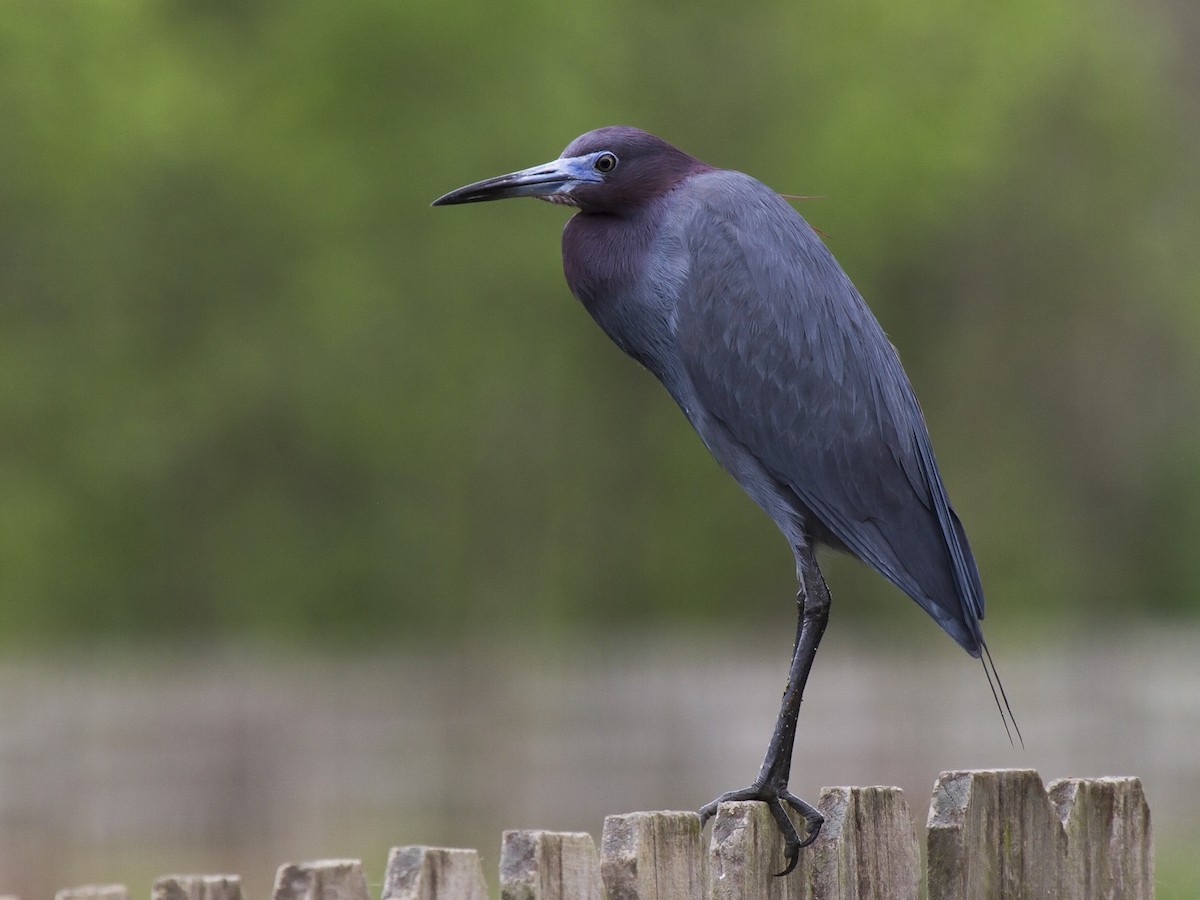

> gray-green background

[{"left": 2, "top": 0, "right": 1197, "bottom": 896}]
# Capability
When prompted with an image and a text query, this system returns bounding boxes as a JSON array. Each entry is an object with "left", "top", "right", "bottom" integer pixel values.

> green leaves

[{"left": 0, "top": 0, "right": 1194, "bottom": 641}]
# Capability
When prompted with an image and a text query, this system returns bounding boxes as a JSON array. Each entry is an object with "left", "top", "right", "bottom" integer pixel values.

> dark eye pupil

[{"left": 596, "top": 153, "right": 616, "bottom": 173}]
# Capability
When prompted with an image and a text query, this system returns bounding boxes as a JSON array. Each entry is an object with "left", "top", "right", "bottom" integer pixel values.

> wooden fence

[{"left": 52, "top": 769, "right": 1152, "bottom": 900}]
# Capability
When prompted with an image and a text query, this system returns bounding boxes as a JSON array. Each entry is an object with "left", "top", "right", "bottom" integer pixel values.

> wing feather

[{"left": 671, "top": 171, "right": 984, "bottom": 652}]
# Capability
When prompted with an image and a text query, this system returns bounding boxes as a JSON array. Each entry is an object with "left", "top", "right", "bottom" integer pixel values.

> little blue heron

[{"left": 432, "top": 126, "right": 1016, "bottom": 875}]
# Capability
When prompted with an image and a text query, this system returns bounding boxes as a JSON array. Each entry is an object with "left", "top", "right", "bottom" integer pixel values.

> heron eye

[{"left": 594, "top": 152, "right": 618, "bottom": 174}]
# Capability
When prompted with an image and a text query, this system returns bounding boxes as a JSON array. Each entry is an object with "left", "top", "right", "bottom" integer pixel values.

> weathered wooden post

[
  {"left": 927, "top": 769, "right": 1065, "bottom": 899},
  {"left": 272, "top": 859, "right": 370, "bottom": 900},
  {"left": 709, "top": 801, "right": 807, "bottom": 899},
  {"left": 500, "top": 829, "right": 602, "bottom": 900},
  {"left": 601, "top": 810, "right": 707, "bottom": 899},
  {"left": 708, "top": 788, "right": 919, "bottom": 900},
  {"left": 809, "top": 787, "right": 919, "bottom": 900},
  {"left": 926, "top": 769, "right": 1153, "bottom": 900},
  {"left": 1049, "top": 776, "right": 1154, "bottom": 899},
  {"left": 55, "top": 886, "right": 129, "bottom": 900},
  {"left": 153, "top": 875, "right": 243, "bottom": 900},
  {"left": 382, "top": 847, "right": 489, "bottom": 900},
  {"left": 42, "top": 768, "right": 1155, "bottom": 900}
]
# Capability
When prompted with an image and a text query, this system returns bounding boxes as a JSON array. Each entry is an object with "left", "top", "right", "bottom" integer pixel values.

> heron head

[{"left": 432, "top": 126, "right": 710, "bottom": 215}]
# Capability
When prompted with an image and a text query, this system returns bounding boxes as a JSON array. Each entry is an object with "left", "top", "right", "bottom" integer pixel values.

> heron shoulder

[{"left": 676, "top": 168, "right": 794, "bottom": 214}]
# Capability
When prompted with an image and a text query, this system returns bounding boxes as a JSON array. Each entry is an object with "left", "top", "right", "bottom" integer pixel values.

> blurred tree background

[{"left": 0, "top": 0, "right": 1197, "bottom": 647}]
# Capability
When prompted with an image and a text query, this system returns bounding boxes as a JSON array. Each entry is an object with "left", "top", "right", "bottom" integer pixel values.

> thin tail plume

[{"left": 980, "top": 640, "right": 1022, "bottom": 748}]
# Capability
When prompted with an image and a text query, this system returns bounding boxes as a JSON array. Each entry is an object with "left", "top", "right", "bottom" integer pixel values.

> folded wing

[{"left": 671, "top": 171, "right": 984, "bottom": 655}]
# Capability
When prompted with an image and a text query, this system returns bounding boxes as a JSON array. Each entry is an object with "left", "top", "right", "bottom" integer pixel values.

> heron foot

[{"left": 698, "top": 780, "right": 824, "bottom": 876}]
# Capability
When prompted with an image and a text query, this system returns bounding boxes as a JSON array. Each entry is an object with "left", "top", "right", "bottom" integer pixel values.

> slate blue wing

[{"left": 671, "top": 171, "right": 985, "bottom": 655}]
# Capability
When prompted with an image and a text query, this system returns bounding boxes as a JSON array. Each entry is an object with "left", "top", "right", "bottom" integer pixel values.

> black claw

[
  {"left": 698, "top": 784, "right": 768, "bottom": 826},
  {"left": 698, "top": 782, "right": 822, "bottom": 877},
  {"left": 777, "top": 847, "right": 801, "bottom": 878},
  {"left": 782, "top": 790, "right": 824, "bottom": 847},
  {"left": 764, "top": 796, "right": 805, "bottom": 876}
]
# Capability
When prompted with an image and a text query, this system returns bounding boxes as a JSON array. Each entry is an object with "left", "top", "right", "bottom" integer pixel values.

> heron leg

[{"left": 699, "top": 544, "right": 831, "bottom": 876}]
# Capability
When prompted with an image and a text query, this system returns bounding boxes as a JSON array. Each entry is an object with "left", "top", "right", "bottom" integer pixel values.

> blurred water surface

[{"left": 1, "top": 628, "right": 1196, "bottom": 898}]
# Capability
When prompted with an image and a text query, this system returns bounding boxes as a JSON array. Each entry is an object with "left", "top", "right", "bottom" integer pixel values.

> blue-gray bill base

[{"left": 432, "top": 127, "right": 1019, "bottom": 876}]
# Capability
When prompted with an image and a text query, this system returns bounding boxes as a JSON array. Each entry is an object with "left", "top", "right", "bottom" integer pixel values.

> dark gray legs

[{"left": 699, "top": 544, "right": 831, "bottom": 876}]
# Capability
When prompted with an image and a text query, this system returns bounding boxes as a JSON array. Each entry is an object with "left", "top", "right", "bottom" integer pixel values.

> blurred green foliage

[{"left": 0, "top": 0, "right": 1197, "bottom": 644}]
